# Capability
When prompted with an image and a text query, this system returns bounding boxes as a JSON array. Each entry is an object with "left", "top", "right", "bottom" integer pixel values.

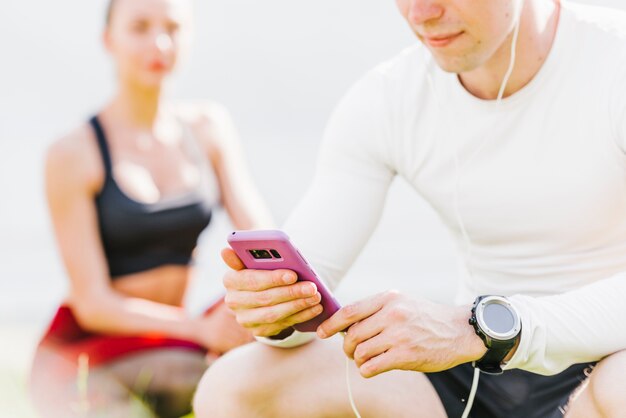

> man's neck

[{"left": 459, "top": 0, "right": 561, "bottom": 100}]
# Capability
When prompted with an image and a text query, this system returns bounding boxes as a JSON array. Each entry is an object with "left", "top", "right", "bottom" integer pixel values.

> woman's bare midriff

[{"left": 110, "top": 265, "right": 193, "bottom": 306}]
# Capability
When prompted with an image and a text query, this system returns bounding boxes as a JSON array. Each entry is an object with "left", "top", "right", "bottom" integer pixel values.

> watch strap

[
  {"left": 474, "top": 338, "right": 516, "bottom": 374},
  {"left": 470, "top": 295, "right": 520, "bottom": 375}
]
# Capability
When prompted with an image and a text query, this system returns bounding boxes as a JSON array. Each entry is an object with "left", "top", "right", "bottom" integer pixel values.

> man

[{"left": 194, "top": 0, "right": 626, "bottom": 416}]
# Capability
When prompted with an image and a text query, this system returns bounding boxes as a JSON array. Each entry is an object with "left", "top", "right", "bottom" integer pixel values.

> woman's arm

[
  {"left": 45, "top": 127, "right": 209, "bottom": 346},
  {"left": 196, "top": 103, "right": 274, "bottom": 230}
]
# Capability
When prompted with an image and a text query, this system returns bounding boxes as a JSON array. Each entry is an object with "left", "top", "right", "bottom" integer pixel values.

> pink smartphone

[{"left": 227, "top": 230, "right": 341, "bottom": 333}]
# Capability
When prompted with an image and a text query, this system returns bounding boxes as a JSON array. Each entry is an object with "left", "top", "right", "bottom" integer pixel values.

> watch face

[
  {"left": 476, "top": 296, "right": 521, "bottom": 340},
  {"left": 483, "top": 303, "right": 515, "bottom": 334}
]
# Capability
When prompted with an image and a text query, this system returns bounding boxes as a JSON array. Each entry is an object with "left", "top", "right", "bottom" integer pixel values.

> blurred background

[{"left": 1, "top": 0, "right": 624, "bottom": 415}]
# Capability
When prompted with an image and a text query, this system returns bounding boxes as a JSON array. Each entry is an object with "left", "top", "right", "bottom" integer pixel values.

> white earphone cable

[
  {"left": 461, "top": 367, "right": 481, "bottom": 418},
  {"left": 346, "top": 355, "right": 363, "bottom": 418},
  {"left": 424, "top": 3, "right": 524, "bottom": 417},
  {"left": 340, "top": 3, "right": 524, "bottom": 417},
  {"left": 458, "top": 6, "right": 523, "bottom": 417},
  {"left": 340, "top": 332, "right": 363, "bottom": 418}
]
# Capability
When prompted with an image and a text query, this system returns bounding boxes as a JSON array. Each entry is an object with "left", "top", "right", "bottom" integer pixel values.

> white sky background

[{"left": 0, "top": 0, "right": 624, "bottom": 324}]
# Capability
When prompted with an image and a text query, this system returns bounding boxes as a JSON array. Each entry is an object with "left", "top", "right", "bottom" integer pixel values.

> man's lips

[{"left": 421, "top": 31, "right": 464, "bottom": 48}]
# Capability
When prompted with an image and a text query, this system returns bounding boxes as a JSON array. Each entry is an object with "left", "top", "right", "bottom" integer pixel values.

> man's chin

[
  {"left": 431, "top": 55, "right": 476, "bottom": 74},
  {"left": 424, "top": 48, "right": 481, "bottom": 74}
]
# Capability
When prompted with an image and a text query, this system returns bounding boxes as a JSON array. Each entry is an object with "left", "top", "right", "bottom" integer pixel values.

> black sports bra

[{"left": 90, "top": 116, "right": 214, "bottom": 279}]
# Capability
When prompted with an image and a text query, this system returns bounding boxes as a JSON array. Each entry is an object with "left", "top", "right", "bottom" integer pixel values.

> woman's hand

[
  {"left": 193, "top": 302, "right": 255, "bottom": 355},
  {"left": 317, "top": 291, "right": 487, "bottom": 378}
]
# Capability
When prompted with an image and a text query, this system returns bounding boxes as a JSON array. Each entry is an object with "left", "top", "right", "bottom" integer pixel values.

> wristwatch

[{"left": 469, "top": 295, "right": 522, "bottom": 375}]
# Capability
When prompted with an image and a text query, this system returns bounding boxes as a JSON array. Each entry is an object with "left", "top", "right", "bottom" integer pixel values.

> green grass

[
  {"left": 0, "top": 368, "right": 38, "bottom": 418},
  {"left": 0, "top": 367, "right": 196, "bottom": 418},
  {"left": 0, "top": 328, "right": 196, "bottom": 418},
  {"left": 0, "top": 325, "right": 39, "bottom": 417}
]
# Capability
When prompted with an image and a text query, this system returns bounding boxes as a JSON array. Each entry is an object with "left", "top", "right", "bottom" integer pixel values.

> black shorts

[{"left": 425, "top": 362, "right": 595, "bottom": 418}]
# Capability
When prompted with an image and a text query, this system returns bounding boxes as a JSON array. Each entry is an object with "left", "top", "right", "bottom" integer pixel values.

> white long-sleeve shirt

[{"left": 276, "top": 2, "right": 626, "bottom": 375}]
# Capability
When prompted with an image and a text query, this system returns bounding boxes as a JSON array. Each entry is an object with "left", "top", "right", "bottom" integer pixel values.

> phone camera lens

[
  {"left": 250, "top": 249, "right": 272, "bottom": 259},
  {"left": 270, "top": 249, "right": 282, "bottom": 259}
]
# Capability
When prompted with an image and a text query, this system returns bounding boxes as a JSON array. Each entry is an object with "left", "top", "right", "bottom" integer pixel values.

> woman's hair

[{"left": 105, "top": 0, "right": 116, "bottom": 26}]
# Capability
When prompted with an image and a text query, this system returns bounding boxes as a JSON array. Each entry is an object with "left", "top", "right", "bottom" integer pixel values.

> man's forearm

[
  {"left": 451, "top": 305, "right": 488, "bottom": 364},
  {"left": 504, "top": 272, "right": 626, "bottom": 375}
]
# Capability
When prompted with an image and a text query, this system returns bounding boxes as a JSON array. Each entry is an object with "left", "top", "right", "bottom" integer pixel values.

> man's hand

[
  {"left": 317, "top": 290, "right": 487, "bottom": 378},
  {"left": 221, "top": 248, "right": 324, "bottom": 337}
]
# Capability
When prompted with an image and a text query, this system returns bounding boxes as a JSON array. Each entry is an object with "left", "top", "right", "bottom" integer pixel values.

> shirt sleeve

[
  {"left": 506, "top": 53, "right": 626, "bottom": 374},
  {"left": 283, "top": 69, "right": 397, "bottom": 290},
  {"left": 258, "top": 70, "right": 397, "bottom": 349},
  {"left": 255, "top": 330, "right": 316, "bottom": 348},
  {"left": 504, "top": 272, "right": 626, "bottom": 375},
  {"left": 610, "top": 56, "right": 626, "bottom": 152}
]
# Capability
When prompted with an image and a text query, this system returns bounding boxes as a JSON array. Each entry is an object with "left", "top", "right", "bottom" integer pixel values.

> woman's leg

[
  {"left": 29, "top": 344, "right": 156, "bottom": 418},
  {"left": 106, "top": 348, "right": 209, "bottom": 418}
]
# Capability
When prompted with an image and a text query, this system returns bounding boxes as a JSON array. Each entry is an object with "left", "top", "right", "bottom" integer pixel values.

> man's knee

[
  {"left": 193, "top": 350, "right": 244, "bottom": 418},
  {"left": 193, "top": 343, "right": 282, "bottom": 418},
  {"left": 587, "top": 350, "right": 626, "bottom": 416}
]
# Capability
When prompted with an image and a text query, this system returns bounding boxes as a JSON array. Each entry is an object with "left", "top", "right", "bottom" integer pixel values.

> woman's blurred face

[{"left": 104, "top": 0, "right": 193, "bottom": 87}]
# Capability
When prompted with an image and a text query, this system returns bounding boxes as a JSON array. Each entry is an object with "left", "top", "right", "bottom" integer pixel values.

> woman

[{"left": 29, "top": 0, "right": 273, "bottom": 416}]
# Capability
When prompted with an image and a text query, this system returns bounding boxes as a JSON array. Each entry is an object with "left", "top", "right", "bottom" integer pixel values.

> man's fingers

[
  {"left": 280, "top": 303, "right": 324, "bottom": 329},
  {"left": 256, "top": 304, "right": 325, "bottom": 337},
  {"left": 343, "top": 317, "right": 385, "bottom": 359},
  {"left": 223, "top": 268, "right": 298, "bottom": 291},
  {"left": 317, "top": 291, "right": 393, "bottom": 339},
  {"left": 237, "top": 293, "right": 322, "bottom": 327},
  {"left": 359, "top": 349, "right": 397, "bottom": 378},
  {"left": 221, "top": 248, "right": 246, "bottom": 271},
  {"left": 352, "top": 332, "right": 392, "bottom": 368},
  {"left": 225, "top": 282, "right": 318, "bottom": 310}
]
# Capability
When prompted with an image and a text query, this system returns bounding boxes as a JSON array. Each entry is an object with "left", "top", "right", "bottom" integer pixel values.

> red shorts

[{"left": 38, "top": 299, "right": 223, "bottom": 367}]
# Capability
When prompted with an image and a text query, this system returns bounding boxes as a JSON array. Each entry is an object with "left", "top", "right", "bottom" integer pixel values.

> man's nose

[{"left": 407, "top": 0, "right": 445, "bottom": 26}]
